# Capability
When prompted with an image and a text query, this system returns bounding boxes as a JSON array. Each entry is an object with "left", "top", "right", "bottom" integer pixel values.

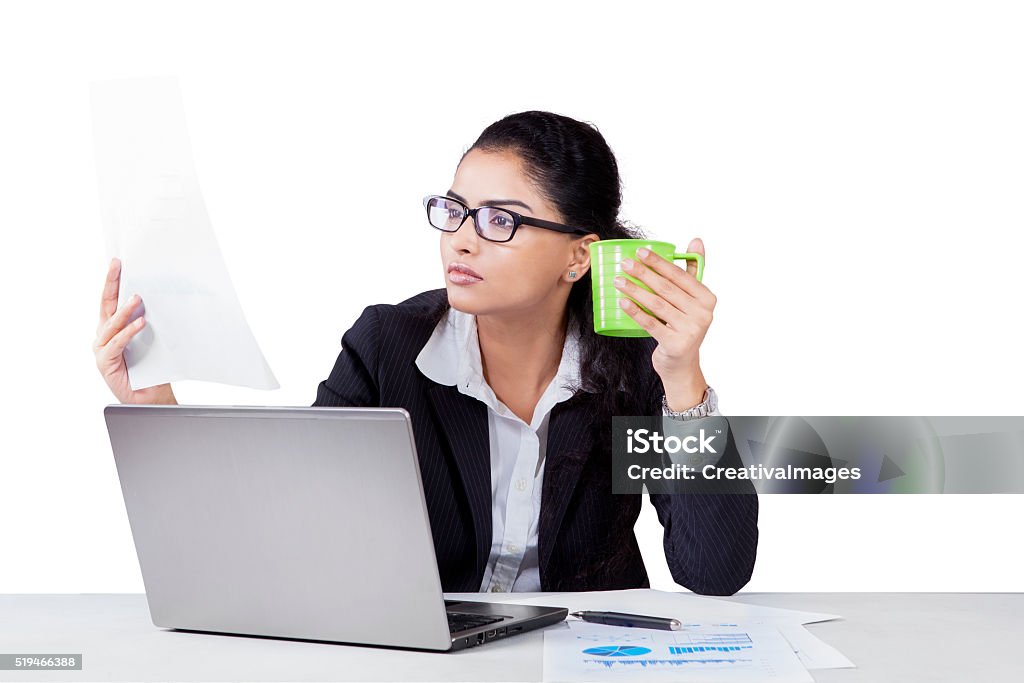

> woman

[{"left": 93, "top": 111, "right": 758, "bottom": 595}]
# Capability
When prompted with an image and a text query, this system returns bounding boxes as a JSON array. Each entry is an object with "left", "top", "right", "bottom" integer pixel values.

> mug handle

[{"left": 673, "top": 252, "right": 705, "bottom": 282}]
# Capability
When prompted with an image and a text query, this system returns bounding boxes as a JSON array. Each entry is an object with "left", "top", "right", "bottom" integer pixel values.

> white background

[{"left": 1, "top": 0, "right": 1022, "bottom": 593}]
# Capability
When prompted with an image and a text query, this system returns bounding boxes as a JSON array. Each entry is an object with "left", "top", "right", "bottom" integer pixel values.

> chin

[
  {"left": 445, "top": 284, "right": 490, "bottom": 315},
  {"left": 446, "top": 284, "right": 541, "bottom": 319}
]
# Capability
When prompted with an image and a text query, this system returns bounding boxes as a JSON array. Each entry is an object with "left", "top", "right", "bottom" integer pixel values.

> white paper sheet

[
  {"left": 544, "top": 620, "right": 813, "bottom": 683},
  {"left": 776, "top": 622, "right": 856, "bottom": 670},
  {"left": 90, "top": 76, "right": 278, "bottom": 391}
]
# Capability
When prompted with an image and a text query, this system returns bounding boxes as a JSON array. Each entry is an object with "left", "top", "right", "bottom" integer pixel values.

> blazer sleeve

[
  {"left": 312, "top": 305, "right": 382, "bottom": 408},
  {"left": 646, "top": 390, "right": 760, "bottom": 596}
]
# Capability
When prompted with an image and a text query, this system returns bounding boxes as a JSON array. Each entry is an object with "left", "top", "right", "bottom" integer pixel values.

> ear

[{"left": 564, "top": 233, "right": 600, "bottom": 282}]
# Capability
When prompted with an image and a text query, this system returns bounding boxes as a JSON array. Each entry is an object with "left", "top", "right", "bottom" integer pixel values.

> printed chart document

[
  {"left": 514, "top": 589, "right": 854, "bottom": 669},
  {"left": 90, "top": 75, "right": 278, "bottom": 391},
  {"left": 544, "top": 620, "right": 813, "bottom": 682},
  {"left": 444, "top": 589, "right": 855, "bottom": 676}
]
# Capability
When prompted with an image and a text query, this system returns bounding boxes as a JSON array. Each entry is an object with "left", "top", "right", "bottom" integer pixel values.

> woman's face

[{"left": 441, "top": 148, "right": 593, "bottom": 316}]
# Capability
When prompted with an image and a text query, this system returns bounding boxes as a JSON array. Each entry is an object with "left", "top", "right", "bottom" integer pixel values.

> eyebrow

[{"left": 446, "top": 190, "right": 532, "bottom": 212}]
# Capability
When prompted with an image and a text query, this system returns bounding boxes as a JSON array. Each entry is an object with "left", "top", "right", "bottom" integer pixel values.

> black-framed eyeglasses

[{"left": 422, "top": 194, "right": 593, "bottom": 243}]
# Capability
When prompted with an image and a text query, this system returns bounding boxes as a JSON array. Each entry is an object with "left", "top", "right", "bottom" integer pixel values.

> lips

[{"left": 447, "top": 263, "right": 484, "bottom": 280}]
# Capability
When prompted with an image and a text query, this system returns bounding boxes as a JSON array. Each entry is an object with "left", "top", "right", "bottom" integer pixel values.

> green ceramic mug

[{"left": 589, "top": 239, "right": 705, "bottom": 337}]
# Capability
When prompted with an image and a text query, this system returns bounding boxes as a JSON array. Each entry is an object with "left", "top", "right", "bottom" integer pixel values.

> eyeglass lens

[{"left": 425, "top": 196, "right": 516, "bottom": 242}]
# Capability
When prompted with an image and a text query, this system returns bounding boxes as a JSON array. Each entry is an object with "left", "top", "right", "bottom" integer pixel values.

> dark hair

[{"left": 425, "top": 110, "right": 657, "bottom": 448}]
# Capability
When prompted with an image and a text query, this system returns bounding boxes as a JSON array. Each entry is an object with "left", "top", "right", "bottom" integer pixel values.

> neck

[{"left": 475, "top": 299, "right": 569, "bottom": 395}]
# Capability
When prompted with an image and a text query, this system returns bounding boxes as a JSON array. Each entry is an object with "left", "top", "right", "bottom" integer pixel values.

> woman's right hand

[{"left": 93, "top": 257, "right": 176, "bottom": 405}]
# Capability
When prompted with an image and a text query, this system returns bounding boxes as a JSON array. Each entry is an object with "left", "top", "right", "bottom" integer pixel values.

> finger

[
  {"left": 99, "top": 315, "right": 146, "bottom": 366},
  {"left": 99, "top": 257, "right": 122, "bottom": 324},
  {"left": 684, "top": 237, "right": 704, "bottom": 280},
  {"left": 617, "top": 296, "right": 671, "bottom": 344},
  {"left": 621, "top": 257, "right": 698, "bottom": 314},
  {"left": 95, "top": 294, "right": 140, "bottom": 348},
  {"left": 635, "top": 246, "right": 713, "bottom": 305},
  {"left": 614, "top": 275, "right": 688, "bottom": 328}
]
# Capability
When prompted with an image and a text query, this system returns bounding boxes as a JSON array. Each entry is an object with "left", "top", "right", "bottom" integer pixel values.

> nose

[{"left": 445, "top": 210, "right": 481, "bottom": 254}]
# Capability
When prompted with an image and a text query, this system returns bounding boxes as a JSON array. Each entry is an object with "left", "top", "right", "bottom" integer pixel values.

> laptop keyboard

[{"left": 446, "top": 610, "right": 505, "bottom": 634}]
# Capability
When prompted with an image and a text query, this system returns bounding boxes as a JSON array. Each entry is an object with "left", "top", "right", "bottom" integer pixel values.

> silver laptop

[{"left": 103, "top": 404, "right": 567, "bottom": 651}]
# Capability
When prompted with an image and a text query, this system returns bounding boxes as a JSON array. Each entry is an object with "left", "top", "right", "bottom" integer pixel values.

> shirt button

[
  {"left": 515, "top": 479, "right": 527, "bottom": 491},
  {"left": 507, "top": 543, "right": 520, "bottom": 553},
  {"left": 490, "top": 584, "right": 505, "bottom": 592}
]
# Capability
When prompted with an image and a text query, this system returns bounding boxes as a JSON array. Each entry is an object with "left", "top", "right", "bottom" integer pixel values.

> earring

[{"left": 568, "top": 271, "right": 577, "bottom": 279}]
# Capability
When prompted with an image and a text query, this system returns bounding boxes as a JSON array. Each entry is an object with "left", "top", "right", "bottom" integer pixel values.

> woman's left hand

[{"left": 613, "top": 237, "right": 716, "bottom": 410}]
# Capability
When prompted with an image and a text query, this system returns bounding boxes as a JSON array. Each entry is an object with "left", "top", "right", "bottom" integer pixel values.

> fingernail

[
  {"left": 636, "top": 248, "right": 649, "bottom": 258},
  {"left": 621, "top": 258, "right": 634, "bottom": 270},
  {"left": 613, "top": 276, "right": 626, "bottom": 288}
]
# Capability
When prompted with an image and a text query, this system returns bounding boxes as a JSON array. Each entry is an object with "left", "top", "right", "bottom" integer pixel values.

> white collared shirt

[{"left": 415, "top": 306, "right": 582, "bottom": 592}]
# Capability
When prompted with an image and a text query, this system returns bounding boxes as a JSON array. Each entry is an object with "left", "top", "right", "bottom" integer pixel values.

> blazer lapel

[
  {"left": 427, "top": 384, "right": 492, "bottom": 583},
  {"left": 538, "top": 393, "right": 596, "bottom": 574}
]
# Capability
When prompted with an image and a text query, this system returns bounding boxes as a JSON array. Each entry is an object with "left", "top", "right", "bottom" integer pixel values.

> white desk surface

[{"left": 0, "top": 592, "right": 1019, "bottom": 682}]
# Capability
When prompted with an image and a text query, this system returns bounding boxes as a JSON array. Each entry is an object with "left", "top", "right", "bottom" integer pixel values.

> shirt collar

[{"left": 415, "top": 305, "right": 583, "bottom": 403}]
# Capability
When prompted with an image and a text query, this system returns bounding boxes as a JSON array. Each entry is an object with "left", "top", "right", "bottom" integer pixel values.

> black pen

[{"left": 569, "top": 610, "right": 682, "bottom": 630}]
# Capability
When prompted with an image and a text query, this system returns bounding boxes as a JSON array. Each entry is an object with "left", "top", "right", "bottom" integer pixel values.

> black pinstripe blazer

[{"left": 312, "top": 288, "right": 758, "bottom": 595}]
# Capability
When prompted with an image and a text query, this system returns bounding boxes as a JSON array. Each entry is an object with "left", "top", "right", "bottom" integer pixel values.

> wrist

[
  {"left": 663, "top": 371, "right": 708, "bottom": 412},
  {"left": 153, "top": 385, "right": 177, "bottom": 405}
]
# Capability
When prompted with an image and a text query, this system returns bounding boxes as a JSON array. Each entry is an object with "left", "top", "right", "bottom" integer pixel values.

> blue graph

[
  {"left": 584, "top": 658, "right": 752, "bottom": 669},
  {"left": 577, "top": 631, "right": 758, "bottom": 669},
  {"left": 670, "top": 645, "right": 748, "bottom": 654},
  {"left": 582, "top": 646, "right": 652, "bottom": 657}
]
